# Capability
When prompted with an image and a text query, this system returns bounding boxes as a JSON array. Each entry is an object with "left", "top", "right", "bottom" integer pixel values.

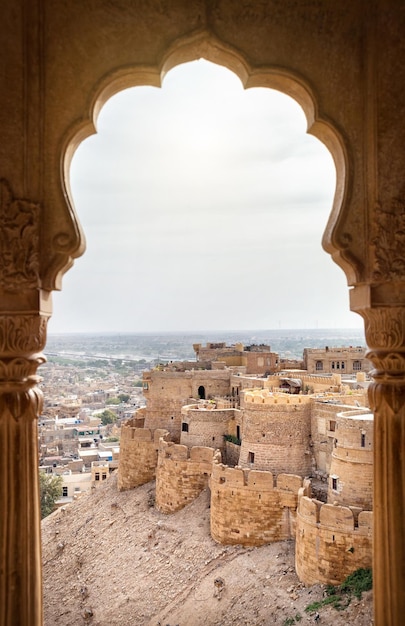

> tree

[
  {"left": 39, "top": 472, "right": 63, "bottom": 519},
  {"left": 99, "top": 409, "right": 117, "bottom": 425},
  {"left": 106, "top": 397, "right": 120, "bottom": 405}
]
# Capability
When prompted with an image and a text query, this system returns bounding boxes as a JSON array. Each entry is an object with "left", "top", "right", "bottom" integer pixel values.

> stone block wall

[
  {"left": 239, "top": 392, "right": 312, "bottom": 476},
  {"left": 117, "top": 418, "right": 169, "bottom": 491},
  {"left": 224, "top": 441, "right": 241, "bottom": 466},
  {"left": 155, "top": 439, "right": 216, "bottom": 513},
  {"left": 210, "top": 460, "right": 302, "bottom": 546},
  {"left": 295, "top": 494, "right": 373, "bottom": 585}
]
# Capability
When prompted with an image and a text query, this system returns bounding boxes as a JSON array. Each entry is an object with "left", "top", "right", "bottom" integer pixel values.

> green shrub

[
  {"left": 305, "top": 568, "right": 372, "bottom": 614},
  {"left": 224, "top": 434, "right": 241, "bottom": 446}
]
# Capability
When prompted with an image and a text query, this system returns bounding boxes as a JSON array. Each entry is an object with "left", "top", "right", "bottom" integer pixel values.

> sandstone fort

[{"left": 118, "top": 341, "right": 373, "bottom": 587}]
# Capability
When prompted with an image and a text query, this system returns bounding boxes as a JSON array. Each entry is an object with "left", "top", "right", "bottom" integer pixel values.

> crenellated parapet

[
  {"left": 117, "top": 418, "right": 169, "bottom": 491},
  {"left": 243, "top": 390, "right": 312, "bottom": 405},
  {"left": 210, "top": 458, "right": 302, "bottom": 546},
  {"left": 155, "top": 438, "right": 217, "bottom": 513},
  {"left": 295, "top": 494, "right": 372, "bottom": 586}
]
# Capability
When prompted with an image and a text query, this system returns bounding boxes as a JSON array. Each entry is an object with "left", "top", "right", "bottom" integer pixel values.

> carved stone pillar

[
  {"left": 0, "top": 180, "right": 51, "bottom": 626},
  {"left": 0, "top": 314, "right": 49, "bottom": 626},
  {"left": 361, "top": 306, "right": 405, "bottom": 625}
]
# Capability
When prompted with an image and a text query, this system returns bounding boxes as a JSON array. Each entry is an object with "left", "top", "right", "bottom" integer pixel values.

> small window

[
  {"left": 62, "top": 486, "right": 68, "bottom": 497},
  {"left": 336, "top": 361, "right": 340, "bottom": 369},
  {"left": 332, "top": 477, "right": 338, "bottom": 491},
  {"left": 248, "top": 451, "right": 255, "bottom": 464},
  {"left": 361, "top": 433, "right": 366, "bottom": 447},
  {"left": 236, "top": 425, "right": 240, "bottom": 440},
  {"left": 95, "top": 473, "right": 100, "bottom": 481},
  {"left": 102, "top": 473, "right": 107, "bottom": 480},
  {"left": 181, "top": 422, "right": 189, "bottom": 432},
  {"left": 341, "top": 361, "right": 345, "bottom": 369},
  {"left": 331, "top": 361, "right": 335, "bottom": 369},
  {"left": 315, "top": 360, "right": 323, "bottom": 371},
  {"left": 329, "top": 420, "right": 336, "bottom": 432},
  {"left": 353, "top": 360, "right": 362, "bottom": 371}
]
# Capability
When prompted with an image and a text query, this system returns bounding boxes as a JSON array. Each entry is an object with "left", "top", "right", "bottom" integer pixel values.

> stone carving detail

[
  {"left": 362, "top": 307, "right": 405, "bottom": 350},
  {"left": 0, "top": 387, "right": 43, "bottom": 421},
  {"left": 0, "top": 315, "right": 48, "bottom": 356},
  {"left": 0, "top": 178, "right": 40, "bottom": 292},
  {"left": 368, "top": 382, "right": 405, "bottom": 416},
  {"left": 372, "top": 199, "right": 405, "bottom": 281}
]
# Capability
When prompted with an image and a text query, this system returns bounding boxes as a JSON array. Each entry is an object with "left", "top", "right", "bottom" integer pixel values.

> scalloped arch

[{"left": 61, "top": 30, "right": 352, "bottom": 290}]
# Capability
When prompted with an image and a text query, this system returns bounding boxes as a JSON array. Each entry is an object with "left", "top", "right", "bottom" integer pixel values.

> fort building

[
  {"left": 303, "top": 346, "right": 371, "bottom": 375},
  {"left": 116, "top": 341, "right": 373, "bottom": 591}
]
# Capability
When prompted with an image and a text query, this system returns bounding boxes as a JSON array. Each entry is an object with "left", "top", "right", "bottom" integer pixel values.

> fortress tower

[
  {"left": 238, "top": 390, "right": 312, "bottom": 477},
  {"left": 328, "top": 409, "right": 373, "bottom": 509}
]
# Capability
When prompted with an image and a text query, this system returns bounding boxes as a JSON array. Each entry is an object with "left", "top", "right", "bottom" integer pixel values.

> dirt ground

[{"left": 42, "top": 473, "right": 373, "bottom": 626}]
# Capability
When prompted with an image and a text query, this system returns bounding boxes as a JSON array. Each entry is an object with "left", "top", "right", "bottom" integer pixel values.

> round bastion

[
  {"left": 239, "top": 390, "right": 312, "bottom": 477},
  {"left": 328, "top": 409, "right": 373, "bottom": 509}
]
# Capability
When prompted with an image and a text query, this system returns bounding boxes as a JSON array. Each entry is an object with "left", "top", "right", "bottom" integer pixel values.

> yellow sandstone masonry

[
  {"left": 155, "top": 439, "right": 215, "bottom": 513},
  {"left": 117, "top": 418, "right": 169, "bottom": 491},
  {"left": 295, "top": 494, "right": 373, "bottom": 586},
  {"left": 210, "top": 459, "right": 302, "bottom": 546}
]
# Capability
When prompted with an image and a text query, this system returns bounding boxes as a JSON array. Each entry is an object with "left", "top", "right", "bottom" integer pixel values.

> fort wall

[
  {"left": 117, "top": 418, "right": 169, "bottom": 491},
  {"left": 295, "top": 494, "right": 373, "bottom": 585},
  {"left": 210, "top": 460, "right": 302, "bottom": 546},
  {"left": 155, "top": 439, "right": 216, "bottom": 513}
]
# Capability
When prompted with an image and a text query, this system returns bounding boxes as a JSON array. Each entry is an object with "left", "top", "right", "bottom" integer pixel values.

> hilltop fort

[{"left": 117, "top": 341, "right": 373, "bottom": 587}]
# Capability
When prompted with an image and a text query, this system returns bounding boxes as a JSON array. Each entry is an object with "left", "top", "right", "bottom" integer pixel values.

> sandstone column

[
  {"left": 0, "top": 180, "right": 51, "bottom": 626},
  {"left": 362, "top": 307, "right": 405, "bottom": 625}
]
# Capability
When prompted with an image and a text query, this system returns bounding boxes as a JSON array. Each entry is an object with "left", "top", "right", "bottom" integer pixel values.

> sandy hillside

[{"left": 42, "top": 473, "right": 373, "bottom": 626}]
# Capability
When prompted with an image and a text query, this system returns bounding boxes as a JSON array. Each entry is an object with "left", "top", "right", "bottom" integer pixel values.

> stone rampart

[
  {"left": 155, "top": 439, "right": 217, "bottom": 513},
  {"left": 210, "top": 460, "right": 302, "bottom": 546},
  {"left": 117, "top": 418, "right": 169, "bottom": 491},
  {"left": 295, "top": 494, "right": 373, "bottom": 585}
]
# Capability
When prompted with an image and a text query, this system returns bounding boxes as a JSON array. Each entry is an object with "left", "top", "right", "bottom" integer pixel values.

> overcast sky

[{"left": 49, "top": 60, "right": 362, "bottom": 334}]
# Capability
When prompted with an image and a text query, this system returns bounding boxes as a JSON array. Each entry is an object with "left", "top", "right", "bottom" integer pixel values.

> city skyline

[{"left": 49, "top": 60, "right": 363, "bottom": 334}]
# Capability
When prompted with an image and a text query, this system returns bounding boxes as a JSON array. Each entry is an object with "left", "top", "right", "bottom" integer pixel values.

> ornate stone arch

[
  {"left": 1, "top": 3, "right": 405, "bottom": 626},
  {"left": 59, "top": 30, "right": 354, "bottom": 291}
]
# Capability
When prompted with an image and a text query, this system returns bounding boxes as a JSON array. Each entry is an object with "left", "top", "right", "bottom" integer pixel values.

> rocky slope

[{"left": 42, "top": 473, "right": 373, "bottom": 626}]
